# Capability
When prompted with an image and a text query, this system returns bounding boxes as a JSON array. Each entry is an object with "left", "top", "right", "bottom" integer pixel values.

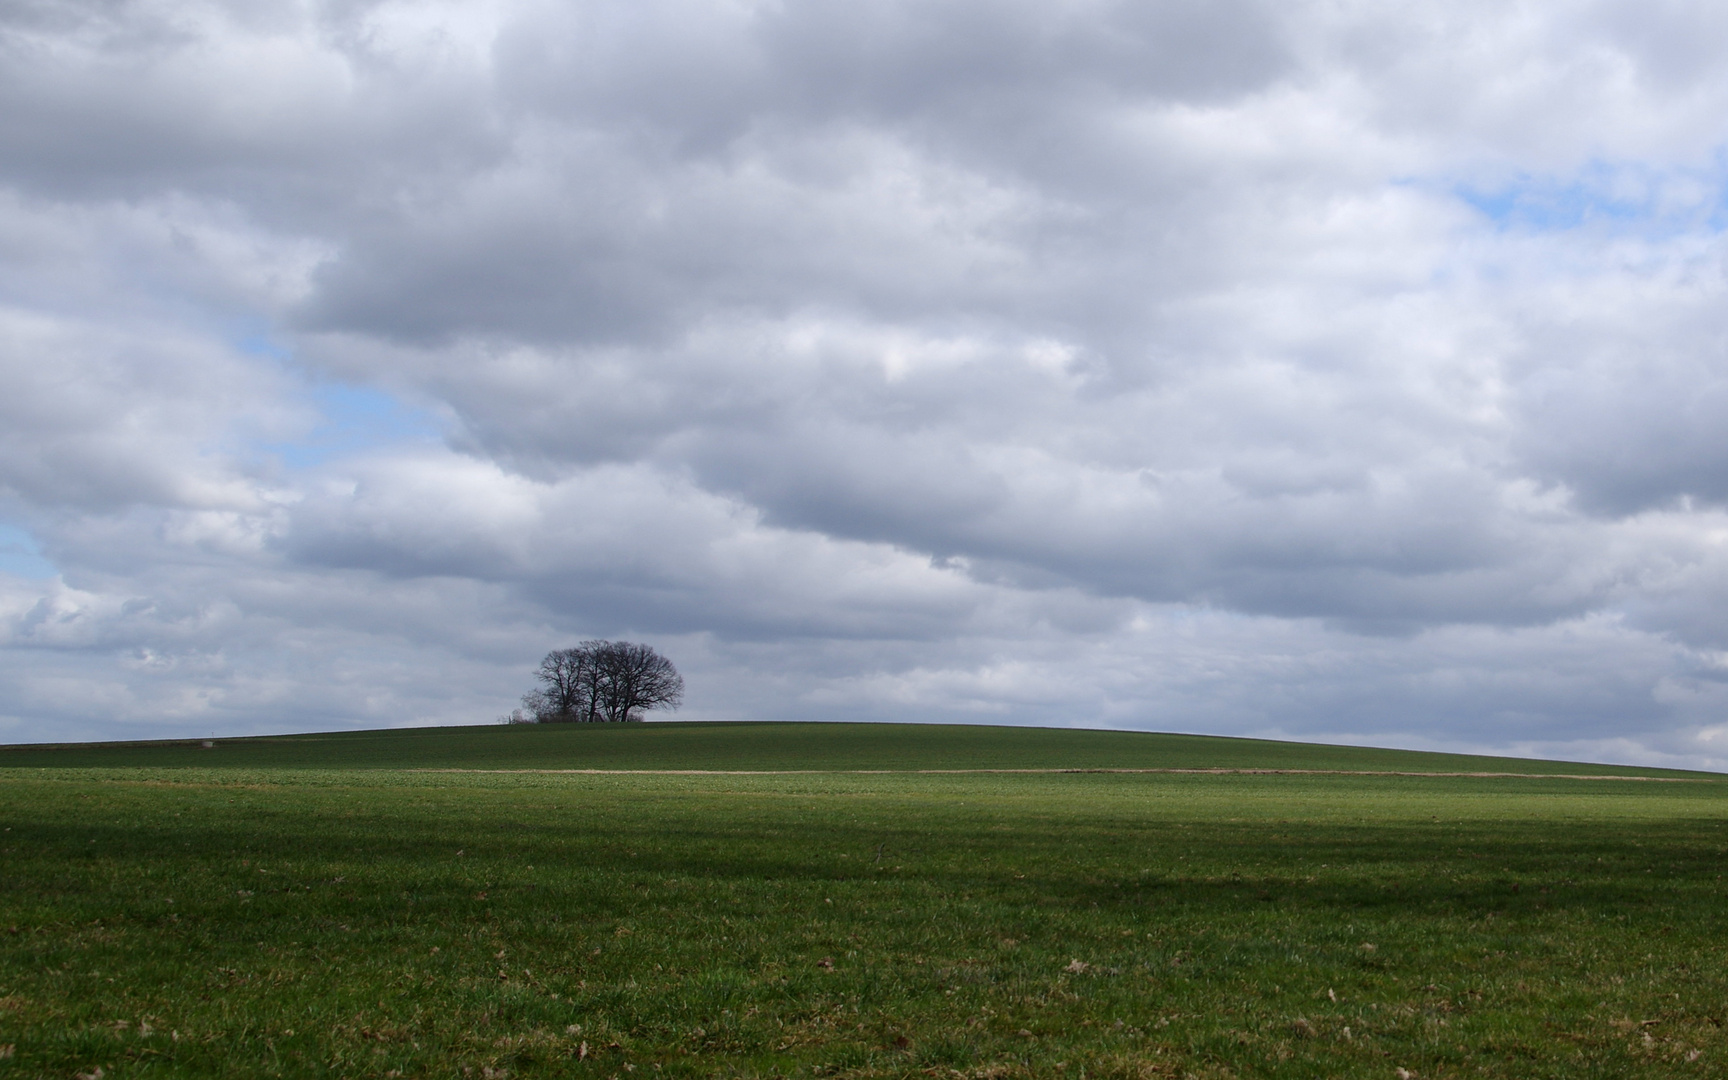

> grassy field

[
  {"left": 0, "top": 723, "right": 1724, "bottom": 1079},
  {"left": 0, "top": 721, "right": 1711, "bottom": 777}
]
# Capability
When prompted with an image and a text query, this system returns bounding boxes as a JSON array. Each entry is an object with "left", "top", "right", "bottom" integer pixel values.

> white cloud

[{"left": 2, "top": 0, "right": 1727, "bottom": 767}]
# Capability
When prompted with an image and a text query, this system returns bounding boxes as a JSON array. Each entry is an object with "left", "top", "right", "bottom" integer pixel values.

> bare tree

[
  {"left": 591, "top": 640, "right": 685, "bottom": 722},
  {"left": 527, "top": 646, "right": 600, "bottom": 722},
  {"left": 522, "top": 640, "right": 683, "bottom": 723}
]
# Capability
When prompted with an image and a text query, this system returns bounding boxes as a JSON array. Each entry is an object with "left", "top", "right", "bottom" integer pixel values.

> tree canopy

[{"left": 517, "top": 640, "right": 683, "bottom": 723}]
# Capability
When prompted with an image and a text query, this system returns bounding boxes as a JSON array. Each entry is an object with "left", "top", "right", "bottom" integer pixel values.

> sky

[{"left": 3, "top": 0, "right": 1728, "bottom": 768}]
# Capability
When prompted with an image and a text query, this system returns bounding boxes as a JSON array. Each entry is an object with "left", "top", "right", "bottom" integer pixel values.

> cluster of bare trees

[{"left": 507, "top": 640, "right": 684, "bottom": 723}]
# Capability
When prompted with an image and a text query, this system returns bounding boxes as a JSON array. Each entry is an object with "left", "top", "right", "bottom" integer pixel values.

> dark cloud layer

[{"left": 3, "top": 0, "right": 1728, "bottom": 768}]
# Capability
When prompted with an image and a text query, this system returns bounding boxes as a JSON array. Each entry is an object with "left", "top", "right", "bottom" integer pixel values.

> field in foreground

[{"left": 0, "top": 725, "right": 1725, "bottom": 1079}]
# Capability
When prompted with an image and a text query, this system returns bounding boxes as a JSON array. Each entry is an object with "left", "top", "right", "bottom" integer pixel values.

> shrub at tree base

[{"left": 515, "top": 640, "right": 683, "bottom": 723}]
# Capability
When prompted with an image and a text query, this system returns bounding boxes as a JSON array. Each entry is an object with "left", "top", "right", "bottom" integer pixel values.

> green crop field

[
  {"left": 0, "top": 721, "right": 1707, "bottom": 776},
  {"left": 0, "top": 723, "right": 1724, "bottom": 1079}
]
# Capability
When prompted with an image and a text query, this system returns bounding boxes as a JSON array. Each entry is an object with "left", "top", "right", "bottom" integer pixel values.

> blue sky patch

[
  {"left": 0, "top": 526, "right": 59, "bottom": 579},
  {"left": 236, "top": 332, "right": 294, "bottom": 362},
  {"left": 264, "top": 383, "right": 447, "bottom": 469},
  {"left": 1453, "top": 159, "right": 1728, "bottom": 235},
  {"left": 234, "top": 332, "right": 448, "bottom": 469}
]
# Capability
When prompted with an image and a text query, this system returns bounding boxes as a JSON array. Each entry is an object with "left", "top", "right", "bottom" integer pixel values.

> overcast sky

[{"left": 3, "top": 0, "right": 1728, "bottom": 767}]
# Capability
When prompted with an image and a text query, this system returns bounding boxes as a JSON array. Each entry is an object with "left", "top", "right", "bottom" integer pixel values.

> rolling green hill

[
  {"left": 0, "top": 719, "right": 1712, "bottom": 776},
  {"left": 2, "top": 721, "right": 1724, "bottom": 1077}
]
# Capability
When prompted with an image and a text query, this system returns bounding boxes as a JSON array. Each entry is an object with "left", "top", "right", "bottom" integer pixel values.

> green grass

[
  {"left": 0, "top": 721, "right": 1711, "bottom": 777},
  {"left": 0, "top": 724, "right": 1725, "bottom": 1078}
]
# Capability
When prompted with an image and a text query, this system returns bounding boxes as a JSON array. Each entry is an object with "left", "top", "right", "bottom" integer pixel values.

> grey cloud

[
  {"left": 287, "top": 0, "right": 1302, "bottom": 348},
  {"left": 293, "top": 127, "right": 1070, "bottom": 347},
  {"left": 0, "top": 309, "right": 293, "bottom": 512},
  {"left": 1508, "top": 268, "right": 1728, "bottom": 517},
  {"left": 345, "top": 301, "right": 1603, "bottom": 630},
  {"left": 277, "top": 452, "right": 1000, "bottom": 641},
  {"left": 494, "top": 0, "right": 1293, "bottom": 141},
  {"left": 1585, "top": 0, "right": 1728, "bottom": 98}
]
